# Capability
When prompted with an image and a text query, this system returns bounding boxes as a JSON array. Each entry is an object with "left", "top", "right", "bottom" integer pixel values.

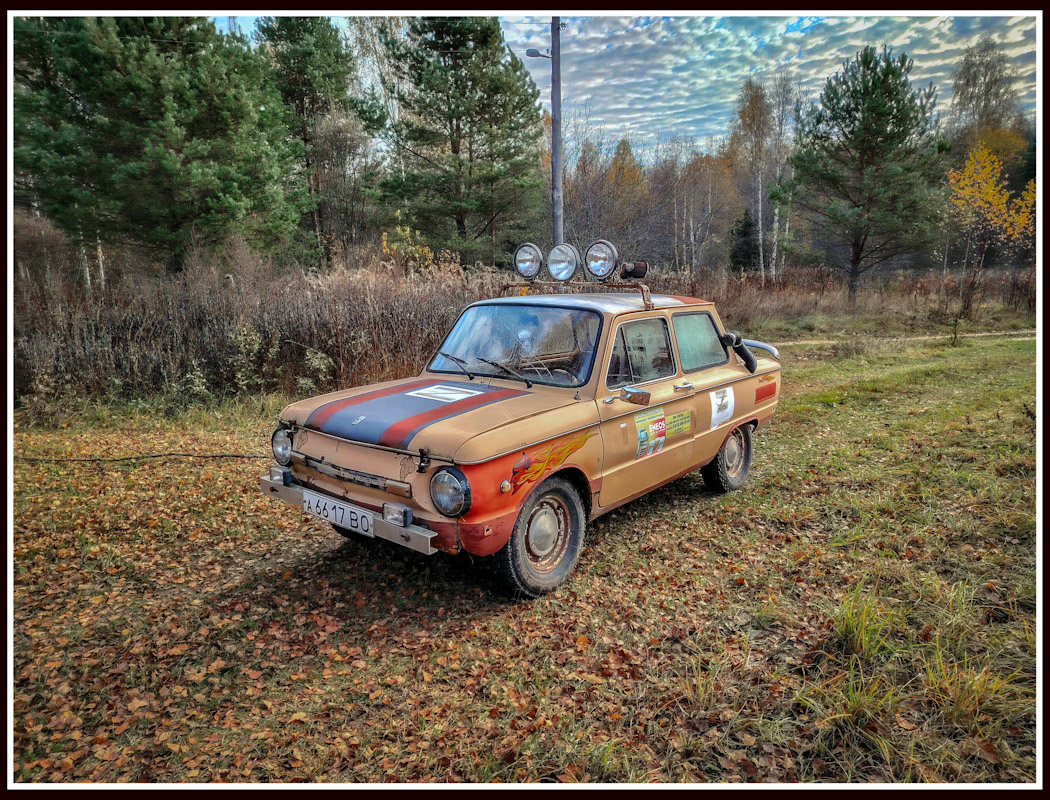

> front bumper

[{"left": 259, "top": 471, "right": 439, "bottom": 555}]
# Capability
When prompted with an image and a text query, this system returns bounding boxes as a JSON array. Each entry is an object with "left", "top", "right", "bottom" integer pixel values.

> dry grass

[
  {"left": 13, "top": 264, "right": 1035, "bottom": 409},
  {"left": 14, "top": 210, "right": 1035, "bottom": 412},
  {"left": 12, "top": 336, "right": 1036, "bottom": 783}
]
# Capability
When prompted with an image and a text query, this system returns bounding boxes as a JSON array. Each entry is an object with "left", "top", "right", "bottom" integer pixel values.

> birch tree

[{"left": 730, "top": 79, "right": 772, "bottom": 281}]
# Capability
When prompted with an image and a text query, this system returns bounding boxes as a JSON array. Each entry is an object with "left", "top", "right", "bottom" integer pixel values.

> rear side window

[
  {"left": 606, "top": 317, "right": 676, "bottom": 389},
  {"left": 673, "top": 312, "right": 727, "bottom": 372}
]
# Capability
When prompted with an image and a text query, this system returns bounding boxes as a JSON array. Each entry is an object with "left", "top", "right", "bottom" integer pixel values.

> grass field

[{"left": 12, "top": 334, "right": 1037, "bottom": 783}]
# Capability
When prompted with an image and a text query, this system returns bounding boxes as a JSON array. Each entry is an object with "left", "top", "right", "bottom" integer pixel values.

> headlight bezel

[
  {"left": 271, "top": 426, "right": 293, "bottom": 466},
  {"left": 584, "top": 239, "right": 619, "bottom": 281},
  {"left": 429, "top": 467, "right": 472, "bottom": 517},
  {"left": 546, "top": 243, "right": 580, "bottom": 282},
  {"left": 513, "top": 242, "right": 544, "bottom": 281}
]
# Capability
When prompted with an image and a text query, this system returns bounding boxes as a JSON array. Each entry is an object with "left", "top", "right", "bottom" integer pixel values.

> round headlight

[
  {"left": 430, "top": 467, "right": 471, "bottom": 517},
  {"left": 272, "top": 427, "right": 293, "bottom": 466},
  {"left": 513, "top": 243, "right": 544, "bottom": 281},
  {"left": 584, "top": 239, "right": 619, "bottom": 281},
  {"left": 547, "top": 243, "right": 580, "bottom": 282}
]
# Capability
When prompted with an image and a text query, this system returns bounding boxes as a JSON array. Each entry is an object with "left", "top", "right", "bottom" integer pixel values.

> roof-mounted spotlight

[
  {"left": 547, "top": 243, "right": 580, "bottom": 282},
  {"left": 513, "top": 243, "right": 544, "bottom": 281},
  {"left": 583, "top": 240, "right": 618, "bottom": 281},
  {"left": 620, "top": 260, "right": 649, "bottom": 280}
]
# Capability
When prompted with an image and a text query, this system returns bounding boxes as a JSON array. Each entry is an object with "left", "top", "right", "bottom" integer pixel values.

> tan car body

[{"left": 261, "top": 292, "right": 781, "bottom": 557}]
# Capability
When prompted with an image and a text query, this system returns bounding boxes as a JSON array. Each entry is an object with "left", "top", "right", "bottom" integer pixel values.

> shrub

[{"left": 12, "top": 215, "right": 1035, "bottom": 404}]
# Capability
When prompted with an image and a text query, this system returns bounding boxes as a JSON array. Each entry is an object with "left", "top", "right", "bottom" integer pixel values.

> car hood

[{"left": 280, "top": 376, "right": 578, "bottom": 460}]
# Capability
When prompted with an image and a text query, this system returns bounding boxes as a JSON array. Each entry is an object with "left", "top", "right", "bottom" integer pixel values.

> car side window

[
  {"left": 607, "top": 317, "right": 676, "bottom": 389},
  {"left": 673, "top": 312, "right": 728, "bottom": 372}
]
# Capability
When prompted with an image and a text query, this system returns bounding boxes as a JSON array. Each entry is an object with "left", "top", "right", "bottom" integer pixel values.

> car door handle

[{"left": 673, "top": 382, "right": 694, "bottom": 392}]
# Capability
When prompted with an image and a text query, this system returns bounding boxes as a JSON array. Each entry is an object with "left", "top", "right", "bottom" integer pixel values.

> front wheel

[
  {"left": 700, "top": 424, "right": 753, "bottom": 493},
  {"left": 495, "top": 476, "right": 586, "bottom": 598}
]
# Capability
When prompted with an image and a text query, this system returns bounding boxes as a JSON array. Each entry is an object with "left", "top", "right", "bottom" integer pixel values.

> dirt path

[{"left": 775, "top": 328, "right": 1037, "bottom": 347}]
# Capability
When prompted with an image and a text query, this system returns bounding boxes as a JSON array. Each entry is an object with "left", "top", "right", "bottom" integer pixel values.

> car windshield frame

[{"left": 427, "top": 302, "right": 605, "bottom": 389}]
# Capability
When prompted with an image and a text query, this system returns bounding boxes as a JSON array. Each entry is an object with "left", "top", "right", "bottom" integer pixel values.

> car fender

[{"left": 455, "top": 428, "right": 602, "bottom": 556}]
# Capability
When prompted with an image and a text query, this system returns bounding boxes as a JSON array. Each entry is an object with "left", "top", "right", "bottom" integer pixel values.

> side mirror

[
  {"left": 620, "top": 386, "right": 651, "bottom": 406},
  {"left": 721, "top": 331, "right": 742, "bottom": 348},
  {"left": 722, "top": 330, "right": 758, "bottom": 373}
]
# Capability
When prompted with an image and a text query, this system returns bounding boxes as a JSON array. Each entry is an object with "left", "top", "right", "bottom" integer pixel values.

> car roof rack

[{"left": 498, "top": 280, "right": 654, "bottom": 310}]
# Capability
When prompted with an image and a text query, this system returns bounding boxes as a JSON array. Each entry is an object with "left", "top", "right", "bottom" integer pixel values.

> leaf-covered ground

[{"left": 13, "top": 336, "right": 1036, "bottom": 783}]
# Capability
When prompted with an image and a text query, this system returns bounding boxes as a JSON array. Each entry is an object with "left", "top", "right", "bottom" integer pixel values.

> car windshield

[{"left": 429, "top": 304, "right": 602, "bottom": 388}]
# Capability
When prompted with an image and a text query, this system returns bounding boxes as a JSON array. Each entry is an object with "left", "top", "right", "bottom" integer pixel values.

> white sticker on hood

[
  {"left": 709, "top": 386, "right": 735, "bottom": 430},
  {"left": 406, "top": 384, "right": 484, "bottom": 403}
]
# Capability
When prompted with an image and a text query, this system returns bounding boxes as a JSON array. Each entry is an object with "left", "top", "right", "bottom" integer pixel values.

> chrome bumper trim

[{"left": 259, "top": 474, "right": 438, "bottom": 555}]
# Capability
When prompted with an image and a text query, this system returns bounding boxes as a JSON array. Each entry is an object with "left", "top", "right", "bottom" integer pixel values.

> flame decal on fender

[{"left": 510, "top": 430, "right": 596, "bottom": 494}]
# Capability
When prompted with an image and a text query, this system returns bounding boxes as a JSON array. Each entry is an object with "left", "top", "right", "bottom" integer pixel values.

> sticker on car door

[
  {"left": 634, "top": 406, "right": 666, "bottom": 459},
  {"left": 666, "top": 409, "right": 692, "bottom": 436},
  {"left": 709, "top": 386, "right": 735, "bottom": 429}
]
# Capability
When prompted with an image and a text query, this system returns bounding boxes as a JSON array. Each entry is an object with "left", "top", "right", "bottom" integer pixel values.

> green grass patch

[{"left": 13, "top": 336, "right": 1036, "bottom": 782}]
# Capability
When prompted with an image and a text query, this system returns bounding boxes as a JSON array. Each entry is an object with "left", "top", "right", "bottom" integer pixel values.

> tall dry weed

[{"left": 13, "top": 232, "right": 1034, "bottom": 403}]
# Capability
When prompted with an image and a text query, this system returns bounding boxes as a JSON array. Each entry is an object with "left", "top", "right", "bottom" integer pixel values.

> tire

[
  {"left": 495, "top": 476, "right": 586, "bottom": 598},
  {"left": 700, "top": 424, "right": 752, "bottom": 493}
]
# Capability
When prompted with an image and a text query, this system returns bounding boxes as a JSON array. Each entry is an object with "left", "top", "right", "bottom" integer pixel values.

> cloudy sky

[
  {"left": 218, "top": 14, "right": 1037, "bottom": 155},
  {"left": 498, "top": 14, "right": 1038, "bottom": 150}
]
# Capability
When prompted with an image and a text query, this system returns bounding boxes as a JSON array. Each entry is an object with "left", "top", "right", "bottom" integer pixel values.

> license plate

[{"left": 302, "top": 490, "right": 374, "bottom": 537}]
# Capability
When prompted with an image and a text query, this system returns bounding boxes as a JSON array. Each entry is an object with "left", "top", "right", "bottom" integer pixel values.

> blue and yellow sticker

[
  {"left": 633, "top": 406, "right": 692, "bottom": 459},
  {"left": 666, "top": 409, "right": 691, "bottom": 437}
]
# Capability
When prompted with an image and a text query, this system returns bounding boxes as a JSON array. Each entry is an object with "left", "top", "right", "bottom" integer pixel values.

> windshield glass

[{"left": 429, "top": 304, "right": 602, "bottom": 388}]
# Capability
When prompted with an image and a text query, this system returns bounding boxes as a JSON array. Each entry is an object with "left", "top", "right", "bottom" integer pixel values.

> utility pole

[
  {"left": 527, "top": 17, "right": 564, "bottom": 246},
  {"left": 550, "top": 17, "right": 563, "bottom": 246}
]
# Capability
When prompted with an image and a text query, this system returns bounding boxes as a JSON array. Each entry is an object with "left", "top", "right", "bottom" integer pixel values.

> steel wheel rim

[
  {"left": 525, "top": 495, "right": 571, "bottom": 572},
  {"left": 724, "top": 428, "right": 746, "bottom": 478}
]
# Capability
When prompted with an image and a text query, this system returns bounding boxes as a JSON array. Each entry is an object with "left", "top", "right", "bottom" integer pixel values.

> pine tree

[
  {"left": 14, "top": 16, "right": 303, "bottom": 269},
  {"left": 730, "top": 208, "right": 759, "bottom": 272},
  {"left": 383, "top": 17, "right": 544, "bottom": 265},
  {"left": 776, "top": 46, "right": 947, "bottom": 298},
  {"left": 255, "top": 17, "right": 386, "bottom": 266}
]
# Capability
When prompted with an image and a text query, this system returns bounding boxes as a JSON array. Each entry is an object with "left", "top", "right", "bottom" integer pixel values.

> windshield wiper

[
  {"left": 437, "top": 351, "right": 475, "bottom": 380},
  {"left": 473, "top": 357, "right": 533, "bottom": 388}
]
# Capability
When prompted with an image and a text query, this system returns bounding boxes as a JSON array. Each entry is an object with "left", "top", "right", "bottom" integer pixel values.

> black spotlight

[{"left": 620, "top": 261, "right": 649, "bottom": 280}]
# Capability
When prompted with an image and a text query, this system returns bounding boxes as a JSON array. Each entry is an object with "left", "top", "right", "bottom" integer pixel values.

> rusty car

[{"left": 261, "top": 240, "right": 782, "bottom": 596}]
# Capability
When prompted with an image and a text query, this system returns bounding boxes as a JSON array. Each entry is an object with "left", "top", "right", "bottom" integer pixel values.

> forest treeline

[{"left": 13, "top": 17, "right": 1036, "bottom": 305}]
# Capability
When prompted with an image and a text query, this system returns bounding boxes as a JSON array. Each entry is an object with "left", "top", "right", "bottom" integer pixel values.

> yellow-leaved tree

[
  {"left": 947, "top": 143, "right": 1036, "bottom": 317},
  {"left": 603, "top": 139, "right": 651, "bottom": 255}
]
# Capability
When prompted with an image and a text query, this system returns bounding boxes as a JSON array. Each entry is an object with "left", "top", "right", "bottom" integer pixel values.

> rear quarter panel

[{"left": 693, "top": 356, "right": 781, "bottom": 467}]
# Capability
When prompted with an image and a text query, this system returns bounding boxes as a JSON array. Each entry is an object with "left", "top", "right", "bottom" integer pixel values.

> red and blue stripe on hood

[{"left": 303, "top": 379, "right": 529, "bottom": 450}]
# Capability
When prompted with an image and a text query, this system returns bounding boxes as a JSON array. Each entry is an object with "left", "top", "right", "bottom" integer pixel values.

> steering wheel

[
  {"left": 550, "top": 368, "right": 579, "bottom": 386},
  {"left": 519, "top": 356, "right": 554, "bottom": 381}
]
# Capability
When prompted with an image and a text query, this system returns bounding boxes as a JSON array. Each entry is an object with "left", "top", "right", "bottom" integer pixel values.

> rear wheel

[
  {"left": 700, "top": 424, "right": 752, "bottom": 493},
  {"left": 495, "top": 476, "right": 586, "bottom": 598}
]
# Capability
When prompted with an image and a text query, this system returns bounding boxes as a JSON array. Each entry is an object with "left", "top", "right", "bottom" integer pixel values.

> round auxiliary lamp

[
  {"left": 513, "top": 242, "right": 544, "bottom": 281},
  {"left": 546, "top": 243, "right": 581, "bottom": 282},
  {"left": 583, "top": 239, "right": 618, "bottom": 281}
]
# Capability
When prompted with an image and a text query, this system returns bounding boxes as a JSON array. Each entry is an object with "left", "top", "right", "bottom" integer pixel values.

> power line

[{"left": 16, "top": 452, "right": 267, "bottom": 464}]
